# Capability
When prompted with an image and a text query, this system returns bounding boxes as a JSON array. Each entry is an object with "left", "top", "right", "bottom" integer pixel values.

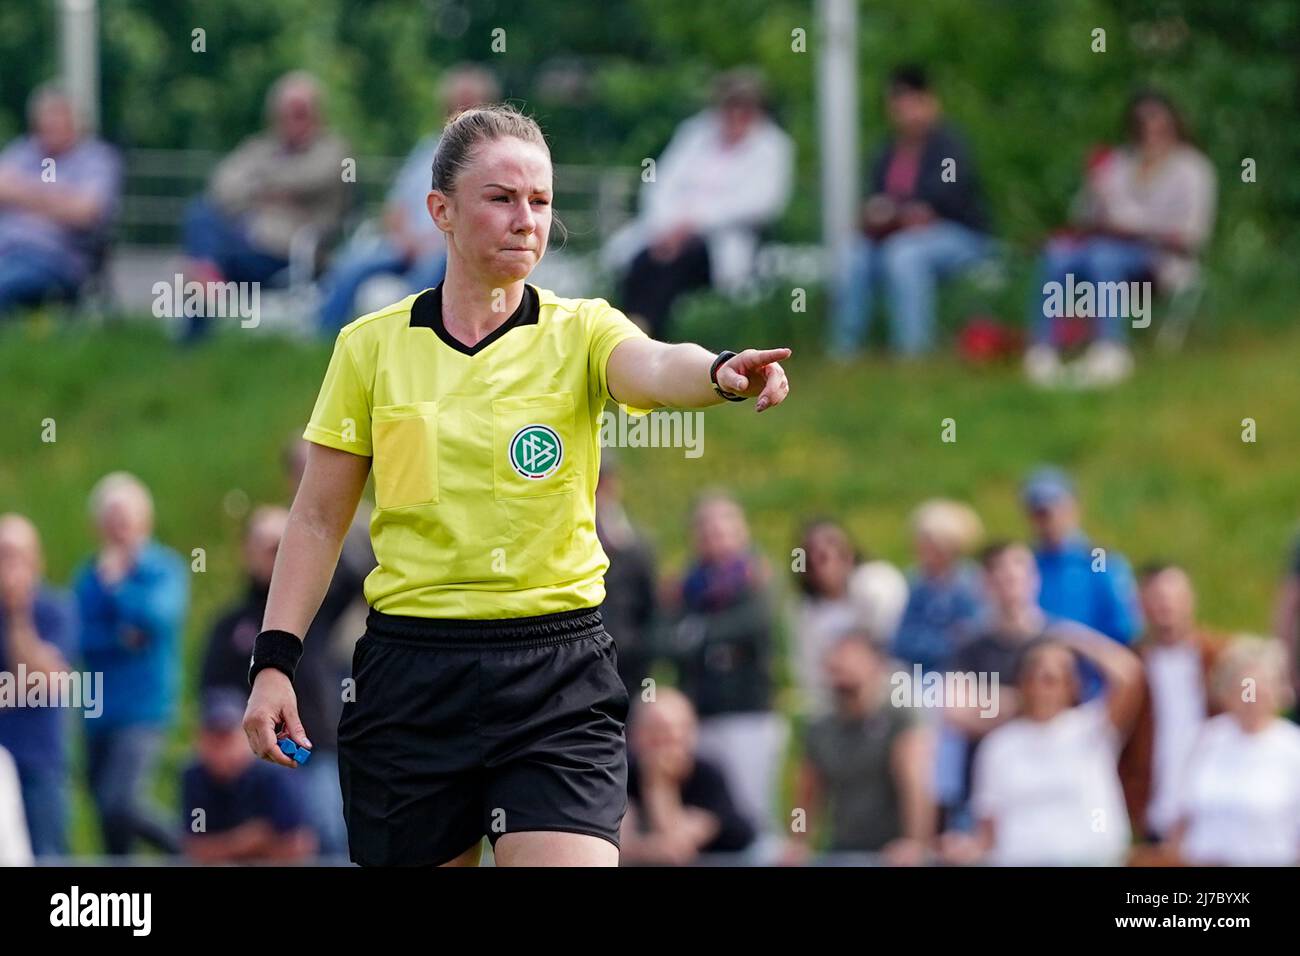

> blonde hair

[
  {"left": 430, "top": 102, "right": 549, "bottom": 195},
  {"left": 910, "top": 499, "right": 984, "bottom": 555},
  {"left": 88, "top": 471, "right": 154, "bottom": 524},
  {"left": 1212, "top": 634, "right": 1294, "bottom": 711}
]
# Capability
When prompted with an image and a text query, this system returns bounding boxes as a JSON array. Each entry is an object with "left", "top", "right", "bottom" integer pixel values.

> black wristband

[
  {"left": 248, "top": 630, "right": 304, "bottom": 688},
  {"left": 710, "top": 350, "right": 747, "bottom": 402}
]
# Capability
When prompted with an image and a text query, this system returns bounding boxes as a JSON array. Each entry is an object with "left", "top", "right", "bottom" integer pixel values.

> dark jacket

[{"left": 869, "top": 122, "right": 989, "bottom": 233}]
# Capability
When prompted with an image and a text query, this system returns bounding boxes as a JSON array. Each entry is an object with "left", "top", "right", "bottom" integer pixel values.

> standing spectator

[
  {"left": 1123, "top": 563, "right": 1220, "bottom": 841},
  {"left": 180, "top": 690, "right": 315, "bottom": 863},
  {"left": 621, "top": 688, "right": 755, "bottom": 865},
  {"left": 665, "top": 491, "right": 785, "bottom": 835},
  {"left": 604, "top": 68, "right": 794, "bottom": 338},
  {"left": 1022, "top": 467, "right": 1141, "bottom": 651},
  {"left": 787, "top": 634, "right": 934, "bottom": 864},
  {"left": 1164, "top": 638, "right": 1300, "bottom": 866},
  {"left": 595, "top": 452, "right": 658, "bottom": 697},
  {"left": 1024, "top": 91, "right": 1217, "bottom": 387},
  {"left": 74, "top": 472, "right": 187, "bottom": 856},
  {"left": 0, "top": 745, "right": 32, "bottom": 866},
  {"left": 891, "top": 499, "right": 986, "bottom": 676},
  {"left": 181, "top": 71, "right": 350, "bottom": 341},
  {"left": 0, "top": 514, "right": 79, "bottom": 858},
  {"left": 829, "top": 64, "right": 993, "bottom": 357},
  {"left": 282, "top": 437, "right": 375, "bottom": 858},
  {"left": 0, "top": 83, "right": 121, "bottom": 317},
  {"left": 790, "top": 518, "right": 908, "bottom": 716},
  {"left": 943, "top": 627, "right": 1143, "bottom": 865},
  {"left": 317, "top": 63, "right": 499, "bottom": 333}
]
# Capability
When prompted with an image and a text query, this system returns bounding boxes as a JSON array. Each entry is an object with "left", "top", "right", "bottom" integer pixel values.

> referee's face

[{"left": 438, "top": 136, "right": 552, "bottom": 285}]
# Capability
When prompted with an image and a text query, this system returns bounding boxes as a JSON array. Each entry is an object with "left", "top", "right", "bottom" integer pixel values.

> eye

[{"left": 531, "top": 198, "right": 550, "bottom": 206}]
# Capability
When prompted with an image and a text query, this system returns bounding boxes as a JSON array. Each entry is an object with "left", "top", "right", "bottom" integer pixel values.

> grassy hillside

[{"left": 3, "top": 309, "right": 1299, "bottom": 852}]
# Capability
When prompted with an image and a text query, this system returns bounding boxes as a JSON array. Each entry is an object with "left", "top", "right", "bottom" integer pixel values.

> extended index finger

[{"left": 740, "top": 347, "right": 792, "bottom": 368}]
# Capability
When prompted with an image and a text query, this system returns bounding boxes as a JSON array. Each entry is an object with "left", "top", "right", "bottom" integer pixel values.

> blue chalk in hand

[{"left": 277, "top": 738, "right": 312, "bottom": 765}]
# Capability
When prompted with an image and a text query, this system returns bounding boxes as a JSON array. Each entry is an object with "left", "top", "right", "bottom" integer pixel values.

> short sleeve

[
  {"left": 303, "top": 330, "right": 372, "bottom": 456},
  {"left": 586, "top": 299, "right": 652, "bottom": 416}
]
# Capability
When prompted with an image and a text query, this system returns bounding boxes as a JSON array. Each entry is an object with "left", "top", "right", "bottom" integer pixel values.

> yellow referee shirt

[{"left": 303, "top": 283, "right": 651, "bottom": 619}]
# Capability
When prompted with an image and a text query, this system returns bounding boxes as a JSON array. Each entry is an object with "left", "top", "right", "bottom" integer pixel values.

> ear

[{"left": 427, "top": 189, "right": 453, "bottom": 235}]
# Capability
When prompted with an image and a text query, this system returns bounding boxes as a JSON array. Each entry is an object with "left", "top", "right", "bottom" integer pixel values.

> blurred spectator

[
  {"left": 180, "top": 689, "right": 315, "bottom": 863},
  {"left": 200, "top": 506, "right": 287, "bottom": 695},
  {"left": 1163, "top": 637, "right": 1300, "bottom": 865},
  {"left": 1024, "top": 90, "right": 1217, "bottom": 387},
  {"left": 1270, "top": 527, "right": 1300, "bottom": 715},
  {"left": 0, "top": 744, "right": 32, "bottom": 866},
  {"left": 317, "top": 63, "right": 499, "bottom": 333},
  {"left": 604, "top": 67, "right": 794, "bottom": 338},
  {"left": 1122, "top": 563, "right": 1220, "bottom": 841},
  {"left": 283, "top": 437, "right": 375, "bottom": 858},
  {"left": 1021, "top": 467, "right": 1141, "bottom": 657},
  {"left": 665, "top": 491, "right": 785, "bottom": 834},
  {"left": 787, "top": 634, "right": 934, "bottom": 864},
  {"left": 943, "top": 626, "right": 1143, "bottom": 865},
  {"left": 891, "top": 499, "right": 986, "bottom": 675},
  {"left": 181, "top": 71, "right": 350, "bottom": 341},
  {"left": 74, "top": 472, "right": 187, "bottom": 855},
  {"left": 829, "top": 64, "right": 992, "bottom": 357},
  {"left": 790, "top": 518, "right": 908, "bottom": 716},
  {"left": 0, "top": 83, "right": 121, "bottom": 318},
  {"left": 621, "top": 688, "right": 755, "bottom": 865},
  {"left": 595, "top": 452, "right": 658, "bottom": 696},
  {"left": 939, "top": 541, "right": 1050, "bottom": 827},
  {"left": 0, "top": 514, "right": 78, "bottom": 857}
]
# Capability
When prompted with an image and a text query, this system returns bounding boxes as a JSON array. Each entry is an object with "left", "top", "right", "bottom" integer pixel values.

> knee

[{"left": 880, "top": 236, "right": 928, "bottom": 284}]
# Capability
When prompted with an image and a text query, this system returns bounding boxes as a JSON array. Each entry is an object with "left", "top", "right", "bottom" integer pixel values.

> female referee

[{"left": 243, "top": 103, "right": 791, "bottom": 867}]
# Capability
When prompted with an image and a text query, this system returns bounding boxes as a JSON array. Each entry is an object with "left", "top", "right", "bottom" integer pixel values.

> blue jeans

[
  {"left": 0, "top": 243, "right": 82, "bottom": 317},
  {"left": 86, "top": 725, "right": 179, "bottom": 856},
  {"left": 830, "top": 221, "right": 992, "bottom": 356},
  {"left": 300, "top": 747, "right": 347, "bottom": 856},
  {"left": 1028, "top": 236, "right": 1155, "bottom": 346},
  {"left": 16, "top": 763, "right": 70, "bottom": 858},
  {"left": 318, "top": 240, "right": 446, "bottom": 334}
]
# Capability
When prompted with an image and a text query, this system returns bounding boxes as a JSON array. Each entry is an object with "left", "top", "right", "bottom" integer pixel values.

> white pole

[
  {"left": 816, "top": 0, "right": 858, "bottom": 280},
  {"left": 59, "top": 0, "right": 99, "bottom": 133}
]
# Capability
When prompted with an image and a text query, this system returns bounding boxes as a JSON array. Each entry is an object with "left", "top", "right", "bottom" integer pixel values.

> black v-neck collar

[{"left": 409, "top": 283, "right": 540, "bottom": 356}]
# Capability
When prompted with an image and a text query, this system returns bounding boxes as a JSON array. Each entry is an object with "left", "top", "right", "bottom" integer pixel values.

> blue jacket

[
  {"left": 892, "top": 561, "right": 987, "bottom": 674},
  {"left": 74, "top": 541, "right": 188, "bottom": 732},
  {"left": 0, "top": 586, "right": 79, "bottom": 771},
  {"left": 1034, "top": 532, "right": 1142, "bottom": 645}
]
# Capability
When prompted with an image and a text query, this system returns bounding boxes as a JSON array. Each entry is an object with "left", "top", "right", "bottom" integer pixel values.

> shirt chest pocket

[
  {"left": 492, "top": 392, "right": 577, "bottom": 500},
  {"left": 371, "top": 401, "right": 439, "bottom": 510}
]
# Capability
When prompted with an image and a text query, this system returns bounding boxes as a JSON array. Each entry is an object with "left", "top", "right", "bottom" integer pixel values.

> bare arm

[
  {"left": 606, "top": 339, "right": 791, "bottom": 412},
  {"left": 244, "top": 442, "right": 370, "bottom": 767},
  {"left": 891, "top": 725, "right": 937, "bottom": 845},
  {"left": 1053, "top": 621, "right": 1145, "bottom": 732}
]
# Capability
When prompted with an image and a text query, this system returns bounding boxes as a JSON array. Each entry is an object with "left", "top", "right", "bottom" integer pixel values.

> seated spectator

[
  {"left": 0, "top": 514, "right": 79, "bottom": 858},
  {"left": 1024, "top": 90, "right": 1216, "bottom": 387},
  {"left": 317, "top": 63, "right": 499, "bottom": 333},
  {"left": 180, "top": 690, "right": 316, "bottom": 863},
  {"left": 621, "top": 688, "right": 755, "bottom": 865},
  {"left": 829, "top": 64, "right": 992, "bottom": 357},
  {"left": 663, "top": 490, "right": 785, "bottom": 835},
  {"left": 1022, "top": 467, "right": 1141, "bottom": 657},
  {"left": 603, "top": 68, "right": 794, "bottom": 338},
  {"left": 74, "top": 472, "right": 187, "bottom": 856},
  {"left": 0, "top": 83, "right": 121, "bottom": 318},
  {"left": 0, "top": 744, "right": 32, "bottom": 866},
  {"left": 595, "top": 451, "right": 658, "bottom": 696},
  {"left": 1164, "top": 637, "right": 1300, "bottom": 866},
  {"left": 940, "top": 541, "right": 1052, "bottom": 827},
  {"left": 786, "top": 634, "right": 934, "bottom": 864},
  {"left": 181, "top": 71, "right": 350, "bottom": 341},
  {"left": 891, "top": 499, "right": 985, "bottom": 676},
  {"left": 941, "top": 627, "right": 1143, "bottom": 865},
  {"left": 199, "top": 506, "right": 288, "bottom": 694},
  {"left": 790, "top": 518, "right": 908, "bottom": 716},
  {"left": 1122, "top": 563, "right": 1220, "bottom": 842}
]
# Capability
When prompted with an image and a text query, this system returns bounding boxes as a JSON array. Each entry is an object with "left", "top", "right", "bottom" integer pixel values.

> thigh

[
  {"left": 98, "top": 726, "right": 164, "bottom": 808},
  {"left": 337, "top": 634, "right": 484, "bottom": 866},
  {"left": 481, "top": 630, "right": 629, "bottom": 857},
  {"left": 494, "top": 830, "right": 619, "bottom": 867}
]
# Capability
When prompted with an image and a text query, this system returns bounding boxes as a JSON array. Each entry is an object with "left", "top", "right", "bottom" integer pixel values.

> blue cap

[{"left": 1021, "top": 466, "right": 1075, "bottom": 511}]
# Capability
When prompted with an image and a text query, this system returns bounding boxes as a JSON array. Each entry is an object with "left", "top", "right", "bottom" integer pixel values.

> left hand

[{"left": 715, "top": 348, "right": 792, "bottom": 413}]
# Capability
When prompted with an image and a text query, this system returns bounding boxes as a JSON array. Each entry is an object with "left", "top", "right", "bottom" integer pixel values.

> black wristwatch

[{"left": 710, "top": 350, "right": 747, "bottom": 402}]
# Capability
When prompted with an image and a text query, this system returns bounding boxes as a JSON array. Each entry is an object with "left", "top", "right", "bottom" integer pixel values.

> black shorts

[{"left": 337, "top": 605, "right": 630, "bottom": 866}]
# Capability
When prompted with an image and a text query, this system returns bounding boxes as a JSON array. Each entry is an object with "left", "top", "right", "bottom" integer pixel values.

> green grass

[{"left": 4, "top": 304, "right": 1299, "bottom": 853}]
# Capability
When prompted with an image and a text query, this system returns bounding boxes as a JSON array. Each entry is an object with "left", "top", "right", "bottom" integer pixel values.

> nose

[{"left": 511, "top": 197, "right": 536, "bottom": 236}]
